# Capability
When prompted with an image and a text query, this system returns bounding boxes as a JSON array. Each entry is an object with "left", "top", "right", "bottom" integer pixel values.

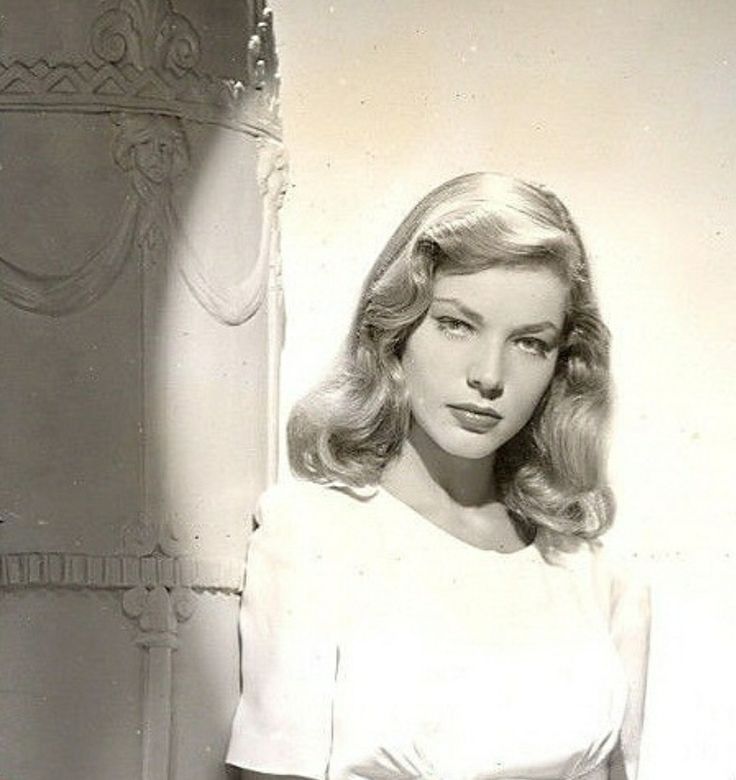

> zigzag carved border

[{"left": 0, "top": 58, "right": 280, "bottom": 138}]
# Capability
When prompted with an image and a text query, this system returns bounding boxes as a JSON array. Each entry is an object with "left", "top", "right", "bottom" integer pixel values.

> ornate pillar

[{"left": 0, "top": 2, "right": 286, "bottom": 779}]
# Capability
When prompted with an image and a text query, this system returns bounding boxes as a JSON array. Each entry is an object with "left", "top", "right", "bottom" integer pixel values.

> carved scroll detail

[
  {"left": 91, "top": 0, "right": 200, "bottom": 76},
  {"left": 0, "top": 1, "right": 280, "bottom": 137}
]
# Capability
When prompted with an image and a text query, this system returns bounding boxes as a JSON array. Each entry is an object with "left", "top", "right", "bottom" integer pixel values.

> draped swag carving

[{"left": 0, "top": 0, "right": 285, "bottom": 323}]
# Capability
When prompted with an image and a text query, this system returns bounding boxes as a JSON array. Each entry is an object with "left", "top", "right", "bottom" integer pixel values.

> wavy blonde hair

[{"left": 288, "top": 172, "right": 614, "bottom": 538}]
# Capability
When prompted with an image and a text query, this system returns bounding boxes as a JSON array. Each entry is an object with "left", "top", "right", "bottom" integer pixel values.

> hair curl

[{"left": 287, "top": 172, "right": 614, "bottom": 539}]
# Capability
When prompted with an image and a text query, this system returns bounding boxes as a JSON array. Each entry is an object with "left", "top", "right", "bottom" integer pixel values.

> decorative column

[{"left": 0, "top": 2, "right": 286, "bottom": 779}]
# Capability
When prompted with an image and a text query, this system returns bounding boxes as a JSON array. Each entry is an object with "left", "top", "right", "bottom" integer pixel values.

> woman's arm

[
  {"left": 607, "top": 565, "right": 652, "bottom": 780},
  {"left": 226, "top": 484, "right": 337, "bottom": 778},
  {"left": 571, "top": 566, "right": 650, "bottom": 780}
]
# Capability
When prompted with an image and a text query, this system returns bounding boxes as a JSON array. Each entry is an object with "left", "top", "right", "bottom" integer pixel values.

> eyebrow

[
  {"left": 432, "top": 297, "right": 562, "bottom": 335},
  {"left": 433, "top": 297, "right": 484, "bottom": 324}
]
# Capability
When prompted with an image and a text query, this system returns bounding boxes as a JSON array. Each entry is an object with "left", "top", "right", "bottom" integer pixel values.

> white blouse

[{"left": 227, "top": 479, "right": 650, "bottom": 780}]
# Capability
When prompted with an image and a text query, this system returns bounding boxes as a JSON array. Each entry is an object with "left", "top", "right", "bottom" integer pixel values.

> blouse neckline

[{"left": 373, "top": 483, "right": 540, "bottom": 562}]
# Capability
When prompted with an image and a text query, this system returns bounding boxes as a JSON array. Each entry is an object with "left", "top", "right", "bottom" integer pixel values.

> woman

[{"left": 227, "top": 173, "right": 650, "bottom": 780}]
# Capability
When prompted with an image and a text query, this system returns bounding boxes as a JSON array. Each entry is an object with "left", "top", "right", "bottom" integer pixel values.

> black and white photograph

[{"left": 1, "top": 2, "right": 735, "bottom": 779}]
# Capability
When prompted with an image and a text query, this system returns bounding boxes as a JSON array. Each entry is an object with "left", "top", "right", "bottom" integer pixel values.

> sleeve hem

[{"left": 226, "top": 729, "right": 329, "bottom": 779}]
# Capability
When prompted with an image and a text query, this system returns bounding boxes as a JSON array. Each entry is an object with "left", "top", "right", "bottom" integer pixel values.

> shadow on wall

[{"left": 0, "top": 0, "right": 283, "bottom": 778}]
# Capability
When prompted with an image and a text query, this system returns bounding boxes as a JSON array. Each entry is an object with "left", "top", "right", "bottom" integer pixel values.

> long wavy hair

[{"left": 288, "top": 172, "right": 614, "bottom": 539}]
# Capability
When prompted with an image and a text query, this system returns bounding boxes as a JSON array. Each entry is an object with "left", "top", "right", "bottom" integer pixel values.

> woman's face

[{"left": 401, "top": 265, "right": 568, "bottom": 462}]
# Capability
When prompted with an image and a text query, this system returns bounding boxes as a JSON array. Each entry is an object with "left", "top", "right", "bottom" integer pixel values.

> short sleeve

[{"left": 226, "top": 484, "right": 337, "bottom": 778}]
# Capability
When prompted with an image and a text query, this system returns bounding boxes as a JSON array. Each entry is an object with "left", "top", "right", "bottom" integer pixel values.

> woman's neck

[
  {"left": 381, "top": 424, "right": 497, "bottom": 509},
  {"left": 379, "top": 424, "right": 531, "bottom": 553}
]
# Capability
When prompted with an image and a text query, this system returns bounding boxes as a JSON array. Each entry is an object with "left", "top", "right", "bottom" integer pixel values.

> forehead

[{"left": 432, "top": 266, "right": 569, "bottom": 325}]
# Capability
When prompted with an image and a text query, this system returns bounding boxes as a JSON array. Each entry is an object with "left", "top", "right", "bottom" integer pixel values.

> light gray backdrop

[{"left": 271, "top": 2, "right": 736, "bottom": 778}]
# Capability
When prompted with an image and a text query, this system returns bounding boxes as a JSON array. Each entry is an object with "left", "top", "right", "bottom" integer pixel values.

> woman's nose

[{"left": 467, "top": 343, "right": 505, "bottom": 398}]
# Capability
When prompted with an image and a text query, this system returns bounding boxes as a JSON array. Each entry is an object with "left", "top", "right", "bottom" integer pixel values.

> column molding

[
  {"left": 0, "top": 0, "right": 281, "bottom": 140},
  {"left": 0, "top": 551, "right": 244, "bottom": 592}
]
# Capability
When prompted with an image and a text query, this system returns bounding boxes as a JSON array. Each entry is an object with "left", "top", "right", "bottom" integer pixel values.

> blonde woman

[{"left": 227, "top": 173, "right": 650, "bottom": 780}]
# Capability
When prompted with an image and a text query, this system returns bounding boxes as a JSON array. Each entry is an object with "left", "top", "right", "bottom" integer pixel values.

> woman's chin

[{"left": 432, "top": 431, "right": 506, "bottom": 461}]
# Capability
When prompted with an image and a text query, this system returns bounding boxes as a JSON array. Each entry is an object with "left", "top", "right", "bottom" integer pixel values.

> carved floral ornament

[
  {"left": 0, "top": 0, "right": 280, "bottom": 135},
  {"left": 91, "top": 0, "right": 201, "bottom": 76},
  {"left": 123, "top": 585, "right": 196, "bottom": 649}
]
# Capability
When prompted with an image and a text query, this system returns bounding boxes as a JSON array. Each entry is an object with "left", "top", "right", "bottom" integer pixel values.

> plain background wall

[{"left": 269, "top": 2, "right": 736, "bottom": 777}]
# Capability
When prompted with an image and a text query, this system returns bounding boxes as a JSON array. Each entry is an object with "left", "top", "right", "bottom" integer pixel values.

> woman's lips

[{"left": 447, "top": 404, "right": 503, "bottom": 432}]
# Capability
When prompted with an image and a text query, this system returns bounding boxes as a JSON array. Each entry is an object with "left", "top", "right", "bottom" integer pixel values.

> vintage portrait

[{"left": 1, "top": 2, "right": 734, "bottom": 779}]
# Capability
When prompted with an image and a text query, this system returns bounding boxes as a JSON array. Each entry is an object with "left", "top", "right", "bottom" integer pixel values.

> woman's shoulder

[
  {"left": 586, "top": 539, "right": 649, "bottom": 597},
  {"left": 257, "top": 477, "right": 378, "bottom": 516},
  {"left": 540, "top": 532, "right": 651, "bottom": 621},
  {"left": 254, "top": 477, "right": 381, "bottom": 557}
]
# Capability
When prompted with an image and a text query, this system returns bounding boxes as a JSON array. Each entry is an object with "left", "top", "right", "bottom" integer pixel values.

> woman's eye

[
  {"left": 516, "top": 336, "right": 552, "bottom": 357},
  {"left": 436, "top": 316, "right": 474, "bottom": 337}
]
